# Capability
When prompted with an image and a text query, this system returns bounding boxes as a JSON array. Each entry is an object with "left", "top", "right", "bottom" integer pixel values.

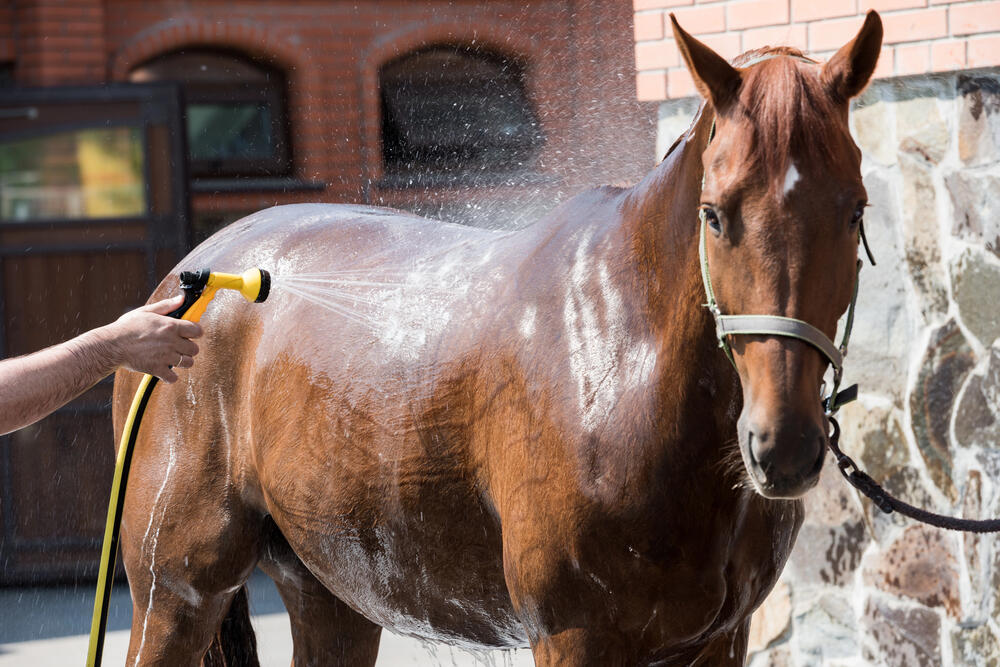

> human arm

[{"left": 0, "top": 294, "right": 202, "bottom": 435}]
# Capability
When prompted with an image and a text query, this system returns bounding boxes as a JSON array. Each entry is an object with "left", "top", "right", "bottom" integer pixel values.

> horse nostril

[{"left": 748, "top": 427, "right": 774, "bottom": 472}]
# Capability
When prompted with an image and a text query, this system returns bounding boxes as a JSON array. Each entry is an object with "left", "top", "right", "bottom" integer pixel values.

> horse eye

[
  {"left": 700, "top": 206, "right": 722, "bottom": 234},
  {"left": 850, "top": 204, "right": 865, "bottom": 228}
]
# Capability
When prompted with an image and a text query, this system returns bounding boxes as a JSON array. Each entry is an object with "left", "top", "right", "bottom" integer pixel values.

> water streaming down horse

[{"left": 113, "top": 13, "right": 883, "bottom": 666}]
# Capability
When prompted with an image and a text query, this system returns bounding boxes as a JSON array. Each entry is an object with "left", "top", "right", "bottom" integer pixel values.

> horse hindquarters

[{"left": 115, "top": 368, "right": 266, "bottom": 666}]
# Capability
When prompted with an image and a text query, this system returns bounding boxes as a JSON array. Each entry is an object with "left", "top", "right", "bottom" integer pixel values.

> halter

[
  {"left": 697, "top": 52, "right": 867, "bottom": 415},
  {"left": 698, "top": 208, "right": 863, "bottom": 414}
]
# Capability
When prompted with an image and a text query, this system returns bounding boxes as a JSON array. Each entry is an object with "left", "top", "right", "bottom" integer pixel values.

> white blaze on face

[{"left": 783, "top": 162, "right": 800, "bottom": 198}]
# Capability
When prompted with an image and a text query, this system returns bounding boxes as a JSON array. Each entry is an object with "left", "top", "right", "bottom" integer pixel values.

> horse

[{"left": 113, "top": 12, "right": 883, "bottom": 666}]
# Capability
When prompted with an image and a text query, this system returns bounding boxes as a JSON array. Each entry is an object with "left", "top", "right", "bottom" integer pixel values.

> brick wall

[
  {"left": 10, "top": 0, "right": 106, "bottom": 85},
  {"left": 5, "top": 1, "right": 653, "bottom": 231},
  {"left": 634, "top": 0, "right": 1000, "bottom": 100}
]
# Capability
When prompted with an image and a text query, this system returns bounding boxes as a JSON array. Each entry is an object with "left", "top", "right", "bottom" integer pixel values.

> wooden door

[{"left": 0, "top": 84, "right": 188, "bottom": 584}]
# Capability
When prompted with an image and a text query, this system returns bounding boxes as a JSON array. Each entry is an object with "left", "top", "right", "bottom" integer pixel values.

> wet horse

[{"left": 114, "top": 13, "right": 883, "bottom": 666}]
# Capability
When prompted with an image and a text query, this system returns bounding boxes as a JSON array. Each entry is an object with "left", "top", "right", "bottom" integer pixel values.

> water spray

[{"left": 86, "top": 268, "right": 270, "bottom": 667}]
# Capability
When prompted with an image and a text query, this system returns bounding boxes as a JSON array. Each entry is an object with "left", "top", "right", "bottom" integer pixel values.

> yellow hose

[
  {"left": 86, "top": 289, "right": 217, "bottom": 667},
  {"left": 86, "top": 268, "right": 269, "bottom": 666}
]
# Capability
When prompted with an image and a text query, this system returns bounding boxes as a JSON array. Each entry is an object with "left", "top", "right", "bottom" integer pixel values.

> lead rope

[{"left": 827, "top": 417, "right": 1000, "bottom": 532}]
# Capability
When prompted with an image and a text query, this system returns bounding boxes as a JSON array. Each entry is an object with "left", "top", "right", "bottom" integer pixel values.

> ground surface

[{"left": 0, "top": 570, "right": 535, "bottom": 666}]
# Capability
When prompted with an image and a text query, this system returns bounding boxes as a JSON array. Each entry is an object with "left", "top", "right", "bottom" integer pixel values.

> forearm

[{"left": 0, "top": 326, "right": 120, "bottom": 435}]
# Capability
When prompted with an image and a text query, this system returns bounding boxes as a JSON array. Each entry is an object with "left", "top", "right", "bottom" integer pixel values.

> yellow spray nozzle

[
  {"left": 178, "top": 267, "right": 271, "bottom": 304},
  {"left": 206, "top": 268, "right": 271, "bottom": 303},
  {"left": 172, "top": 268, "right": 270, "bottom": 323}
]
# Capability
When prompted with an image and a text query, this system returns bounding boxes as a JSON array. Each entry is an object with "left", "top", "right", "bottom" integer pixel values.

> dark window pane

[
  {"left": 0, "top": 127, "right": 147, "bottom": 221},
  {"left": 130, "top": 50, "right": 290, "bottom": 178},
  {"left": 186, "top": 103, "right": 274, "bottom": 161},
  {"left": 380, "top": 47, "right": 542, "bottom": 175}
]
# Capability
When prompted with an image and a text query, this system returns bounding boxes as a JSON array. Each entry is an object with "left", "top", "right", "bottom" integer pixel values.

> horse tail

[{"left": 202, "top": 585, "right": 260, "bottom": 667}]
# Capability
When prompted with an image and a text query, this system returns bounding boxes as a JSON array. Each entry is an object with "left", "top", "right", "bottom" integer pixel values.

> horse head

[{"left": 671, "top": 12, "right": 883, "bottom": 499}]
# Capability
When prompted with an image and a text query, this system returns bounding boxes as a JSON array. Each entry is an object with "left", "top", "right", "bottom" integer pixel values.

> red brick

[
  {"left": 727, "top": 0, "right": 789, "bottom": 30},
  {"left": 930, "top": 0, "right": 976, "bottom": 4},
  {"left": 860, "top": 0, "right": 928, "bottom": 10},
  {"left": 873, "top": 46, "right": 896, "bottom": 76},
  {"left": 881, "top": 8, "right": 948, "bottom": 43},
  {"left": 634, "top": 11, "right": 665, "bottom": 40},
  {"left": 634, "top": 0, "right": 694, "bottom": 9},
  {"left": 667, "top": 66, "right": 697, "bottom": 97},
  {"left": 809, "top": 15, "right": 867, "bottom": 51},
  {"left": 793, "top": 0, "right": 856, "bottom": 22},
  {"left": 698, "top": 31, "right": 742, "bottom": 59},
  {"left": 895, "top": 42, "right": 930, "bottom": 74},
  {"left": 636, "top": 39, "right": 680, "bottom": 69},
  {"left": 930, "top": 38, "right": 967, "bottom": 69},
  {"left": 950, "top": 1, "right": 1000, "bottom": 35},
  {"left": 636, "top": 70, "right": 668, "bottom": 99},
  {"left": 742, "top": 23, "right": 808, "bottom": 50},
  {"left": 968, "top": 34, "right": 1000, "bottom": 66},
  {"left": 670, "top": 4, "right": 726, "bottom": 34}
]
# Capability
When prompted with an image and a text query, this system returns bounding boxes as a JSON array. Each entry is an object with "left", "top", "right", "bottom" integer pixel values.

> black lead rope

[{"left": 827, "top": 417, "right": 1000, "bottom": 533}]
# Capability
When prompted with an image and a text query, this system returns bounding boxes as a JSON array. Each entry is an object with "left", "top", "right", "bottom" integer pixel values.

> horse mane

[{"left": 731, "top": 47, "right": 843, "bottom": 193}]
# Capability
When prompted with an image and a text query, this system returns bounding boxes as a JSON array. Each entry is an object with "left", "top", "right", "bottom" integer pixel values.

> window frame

[
  {"left": 378, "top": 45, "right": 543, "bottom": 184},
  {"left": 130, "top": 49, "right": 293, "bottom": 180}
]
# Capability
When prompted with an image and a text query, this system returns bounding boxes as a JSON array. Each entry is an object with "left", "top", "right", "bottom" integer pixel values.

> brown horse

[{"left": 113, "top": 13, "right": 883, "bottom": 666}]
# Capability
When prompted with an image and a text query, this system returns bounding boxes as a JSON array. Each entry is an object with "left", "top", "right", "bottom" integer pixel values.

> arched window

[
  {"left": 130, "top": 50, "right": 291, "bottom": 178},
  {"left": 380, "top": 46, "right": 542, "bottom": 179}
]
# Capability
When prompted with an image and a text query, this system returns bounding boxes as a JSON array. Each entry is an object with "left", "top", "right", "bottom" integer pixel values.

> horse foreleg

[
  {"left": 258, "top": 526, "right": 382, "bottom": 666},
  {"left": 529, "top": 628, "right": 634, "bottom": 667}
]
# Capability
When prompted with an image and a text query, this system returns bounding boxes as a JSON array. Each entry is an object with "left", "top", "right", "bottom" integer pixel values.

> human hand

[{"left": 106, "top": 294, "right": 203, "bottom": 383}]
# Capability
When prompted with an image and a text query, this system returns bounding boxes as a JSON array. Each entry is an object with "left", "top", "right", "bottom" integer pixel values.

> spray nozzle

[
  {"left": 169, "top": 268, "right": 271, "bottom": 321},
  {"left": 204, "top": 268, "right": 271, "bottom": 303}
]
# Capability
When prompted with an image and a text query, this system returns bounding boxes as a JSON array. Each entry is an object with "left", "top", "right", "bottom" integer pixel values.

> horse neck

[{"left": 622, "top": 103, "right": 743, "bottom": 439}]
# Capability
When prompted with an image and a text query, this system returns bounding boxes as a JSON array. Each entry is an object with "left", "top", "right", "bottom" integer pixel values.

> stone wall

[{"left": 658, "top": 67, "right": 1000, "bottom": 665}]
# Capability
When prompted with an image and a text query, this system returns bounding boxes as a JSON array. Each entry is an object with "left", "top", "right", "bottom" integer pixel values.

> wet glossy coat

[{"left": 113, "top": 13, "right": 884, "bottom": 667}]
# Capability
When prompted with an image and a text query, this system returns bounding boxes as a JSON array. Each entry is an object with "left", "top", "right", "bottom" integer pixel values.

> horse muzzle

[{"left": 737, "top": 409, "right": 826, "bottom": 499}]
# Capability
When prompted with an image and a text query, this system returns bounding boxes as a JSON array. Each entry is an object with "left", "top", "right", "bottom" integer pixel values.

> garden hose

[{"left": 86, "top": 267, "right": 270, "bottom": 667}]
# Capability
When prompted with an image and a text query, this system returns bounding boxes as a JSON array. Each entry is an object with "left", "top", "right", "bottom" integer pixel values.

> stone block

[
  {"left": 839, "top": 401, "right": 909, "bottom": 484},
  {"left": 862, "top": 524, "right": 961, "bottom": 617},
  {"left": 794, "top": 594, "right": 858, "bottom": 661},
  {"left": 962, "top": 470, "right": 990, "bottom": 622},
  {"left": 655, "top": 97, "right": 699, "bottom": 162},
  {"left": 955, "top": 347, "right": 1000, "bottom": 452},
  {"left": 899, "top": 147, "right": 949, "bottom": 319},
  {"left": 909, "top": 320, "right": 976, "bottom": 501},
  {"left": 895, "top": 88, "right": 950, "bottom": 165},
  {"left": 951, "top": 247, "right": 1000, "bottom": 346},
  {"left": 852, "top": 93, "right": 896, "bottom": 166},
  {"left": 803, "top": 448, "right": 867, "bottom": 527},
  {"left": 946, "top": 170, "right": 1000, "bottom": 260},
  {"left": 862, "top": 598, "right": 941, "bottom": 666},
  {"left": 748, "top": 646, "right": 793, "bottom": 667},
  {"left": 958, "top": 74, "right": 1000, "bottom": 167},
  {"left": 951, "top": 624, "right": 1000, "bottom": 667},
  {"left": 748, "top": 581, "right": 791, "bottom": 656},
  {"left": 787, "top": 518, "right": 867, "bottom": 587},
  {"left": 849, "top": 170, "right": 915, "bottom": 398}
]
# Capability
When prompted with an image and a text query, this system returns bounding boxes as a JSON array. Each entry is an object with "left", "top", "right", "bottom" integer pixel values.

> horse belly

[{"left": 262, "top": 450, "right": 528, "bottom": 650}]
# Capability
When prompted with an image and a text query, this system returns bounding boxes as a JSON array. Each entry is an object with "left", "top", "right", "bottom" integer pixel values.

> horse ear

[
  {"left": 822, "top": 11, "right": 883, "bottom": 102},
  {"left": 669, "top": 14, "right": 741, "bottom": 111}
]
